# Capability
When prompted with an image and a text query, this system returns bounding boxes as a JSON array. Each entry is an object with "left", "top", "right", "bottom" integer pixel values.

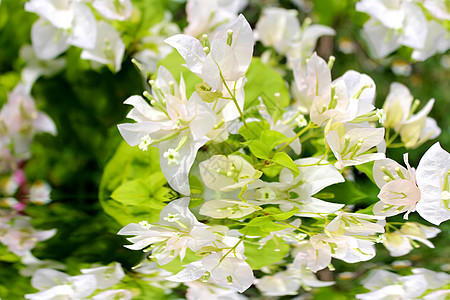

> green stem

[
  {"left": 276, "top": 121, "right": 315, "bottom": 153},
  {"left": 219, "top": 73, "right": 251, "bottom": 136}
]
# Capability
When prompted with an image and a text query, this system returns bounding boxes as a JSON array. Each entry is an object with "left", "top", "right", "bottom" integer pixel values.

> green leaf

[
  {"left": 0, "top": 245, "right": 19, "bottom": 263},
  {"left": 247, "top": 216, "right": 271, "bottom": 227},
  {"left": 319, "top": 181, "right": 368, "bottom": 204},
  {"left": 260, "top": 130, "right": 290, "bottom": 151},
  {"left": 245, "top": 237, "right": 290, "bottom": 269},
  {"left": 111, "top": 173, "right": 171, "bottom": 209},
  {"left": 230, "top": 152, "right": 254, "bottom": 165},
  {"left": 355, "top": 203, "right": 376, "bottom": 215},
  {"left": 239, "top": 120, "right": 270, "bottom": 141},
  {"left": 270, "top": 152, "right": 300, "bottom": 177},
  {"left": 99, "top": 141, "right": 171, "bottom": 226},
  {"left": 355, "top": 161, "right": 375, "bottom": 183},
  {"left": 244, "top": 140, "right": 271, "bottom": 159},
  {"left": 269, "top": 207, "right": 300, "bottom": 221},
  {"left": 244, "top": 58, "right": 290, "bottom": 116},
  {"left": 261, "top": 164, "right": 284, "bottom": 178}
]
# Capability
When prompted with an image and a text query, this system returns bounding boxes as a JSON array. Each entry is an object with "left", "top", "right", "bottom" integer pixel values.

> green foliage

[
  {"left": 239, "top": 207, "right": 299, "bottom": 236},
  {"left": 319, "top": 180, "right": 368, "bottom": 205},
  {"left": 244, "top": 140, "right": 271, "bottom": 159},
  {"left": 244, "top": 58, "right": 290, "bottom": 115},
  {"left": 239, "top": 120, "right": 270, "bottom": 141},
  {"left": 269, "top": 152, "right": 300, "bottom": 177},
  {"left": 245, "top": 237, "right": 290, "bottom": 269},
  {"left": 99, "top": 141, "right": 172, "bottom": 226}
]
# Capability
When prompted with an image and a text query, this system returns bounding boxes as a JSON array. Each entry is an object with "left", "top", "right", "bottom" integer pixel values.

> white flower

[
  {"left": 310, "top": 71, "right": 376, "bottom": 126},
  {"left": 255, "top": 265, "right": 334, "bottom": 296},
  {"left": 372, "top": 154, "right": 420, "bottom": 219},
  {"left": 184, "top": 0, "right": 247, "bottom": 37},
  {"left": 81, "top": 262, "right": 125, "bottom": 289},
  {"left": 19, "top": 45, "right": 66, "bottom": 93},
  {"left": 199, "top": 155, "right": 262, "bottom": 192},
  {"left": 415, "top": 142, "right": 450, "bottom": 225},
  {"left": 255, "top": 7, "right": 335, "bottom": 61},
  {"left": 185, "top": 281, "right": 247, "bottom": 300},
  {"left": 118, "top": 67, "right": 216, "bottom": 195},
  {"left": 118, "top": 198, "right": 217, "bottom": 265},
  {"left": 424, "top": 0, "right": 450, "bottom": 20},
  {"left": 138, "top": 134, "right": 152, "bottom": 151},
  {"left": 382, "top": 222, "right": 440, "bottom": 257},
  {"left": 245, "top": 157, "right": 345, "bottom": 216},
  {"left": 80, "top": 21, "right": 125, "bottom": 72},
  {"left": 199, "top": 199, "right": 258, "bottom": 219},
  {"left": 0, "top": 216, "right": 56, "bottom": 256},
  {"left": 326, "top": 125, "right": 385, "bottom": 170},
  {"left": 326, "top": 211, "right": 385, "bottom": 236},
  {"left": 167, "top": 236, "right": 254, "bottom": 293},
  {"left": 294, "top": 53, "right": 376, "bottom": 126},
  {"left": 1, "top": 84, "right": 57, "bottom": 156},
  {"left": 92, "top": 289, "right": 132, "bottom": 300},
  {"left": 382, "top": 82, "right": 441, "bottom": 148},
  {"left": 294, "top": 233, "right": 376, "bottom": 273},
  {"left": 356, "top": 0, "right": 428, "bottom": 58},
  {"left": 163, "top": 148, "right": 180, "bottom": 166},
  {"left": 25, "top": 269, "right": 97, "bottom": 300},
  {"left": 92, "top": 0, "right": 133, "bottom": 21},
  {"left": 356, "top": 269, "right": 429, "bottom": 300},
  {"left": 165, "top": 14, "right": 253, "bottom": 91},
  {"left": 412, "top": 268, "right": 450, "bottom": 290},
  {"left": 25, "top": 0, "right": 97, "bottom": 60},
  {"left": 29, "top": 181, "right": 52, "bottom": 205},
  {"left": 412, "top": 20, "right": 450, "bottom": 61},
  {"left": 382, "top": 82, "right": 413, "bottom": 129},
  {"left": 133, "top": 13, "right": 180, "bottom": 76}
]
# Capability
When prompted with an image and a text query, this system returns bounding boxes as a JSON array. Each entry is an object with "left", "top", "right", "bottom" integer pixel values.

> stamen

[
  {"left": 226, "top": 29, "right": 233, "bottom": 46},
  {"left": 381, "top": 166, "right": 396, "bottom": 181}
]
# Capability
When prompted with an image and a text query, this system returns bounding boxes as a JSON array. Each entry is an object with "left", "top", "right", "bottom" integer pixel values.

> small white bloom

[
  {"left": 163, "top": 213, "right": 180, "bottom": 223},
  {"left": 163, "top": 148, "right": 180, "bottom": 166},
  {"left": 295, "top": 114, "right": 308, "bottom": 127},
  {"left": 29, "top": 181, "right": 52, "bottom": 205},
  {"left": 375, "top": 108, "right": 386, "bottom": 125},
  {"left": 256, "top": 186, "right": 277, "bottom": 202},
  {"left": 138, "top": 135, "right": 152, "bottom": 151},
  {"left": 138, "top": 221, "right": 152, "bottom": 229}
]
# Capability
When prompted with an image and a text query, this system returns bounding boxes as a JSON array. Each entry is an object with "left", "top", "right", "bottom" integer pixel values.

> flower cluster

[
  {"left": 356, "top": 268, "right": 450, "bottom": 299},
  {"left": 116, "top": 12, "right": 448, "bottom": 297},
  {"left": 356, "top": 0, "right": 450, "bottom": 60},
  {"left": 25, "top": 262, "right": 132, "bottom": 300},
  {"left": 24, "top": 0, "right": 132, "bottom": 71}
]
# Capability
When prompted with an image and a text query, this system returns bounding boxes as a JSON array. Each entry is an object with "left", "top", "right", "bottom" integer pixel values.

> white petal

[
  {"left": 416, "top": 142, "right": 450, "bottom": 225},
  {"left": 165, "top": 34, "right": 206, "bottom": 76},
  {"left": 31, "top": 20, "right": 69, "bottom": 60},
  {"left": 165, "top": 261, "right": 205, "bottom": 282}
]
